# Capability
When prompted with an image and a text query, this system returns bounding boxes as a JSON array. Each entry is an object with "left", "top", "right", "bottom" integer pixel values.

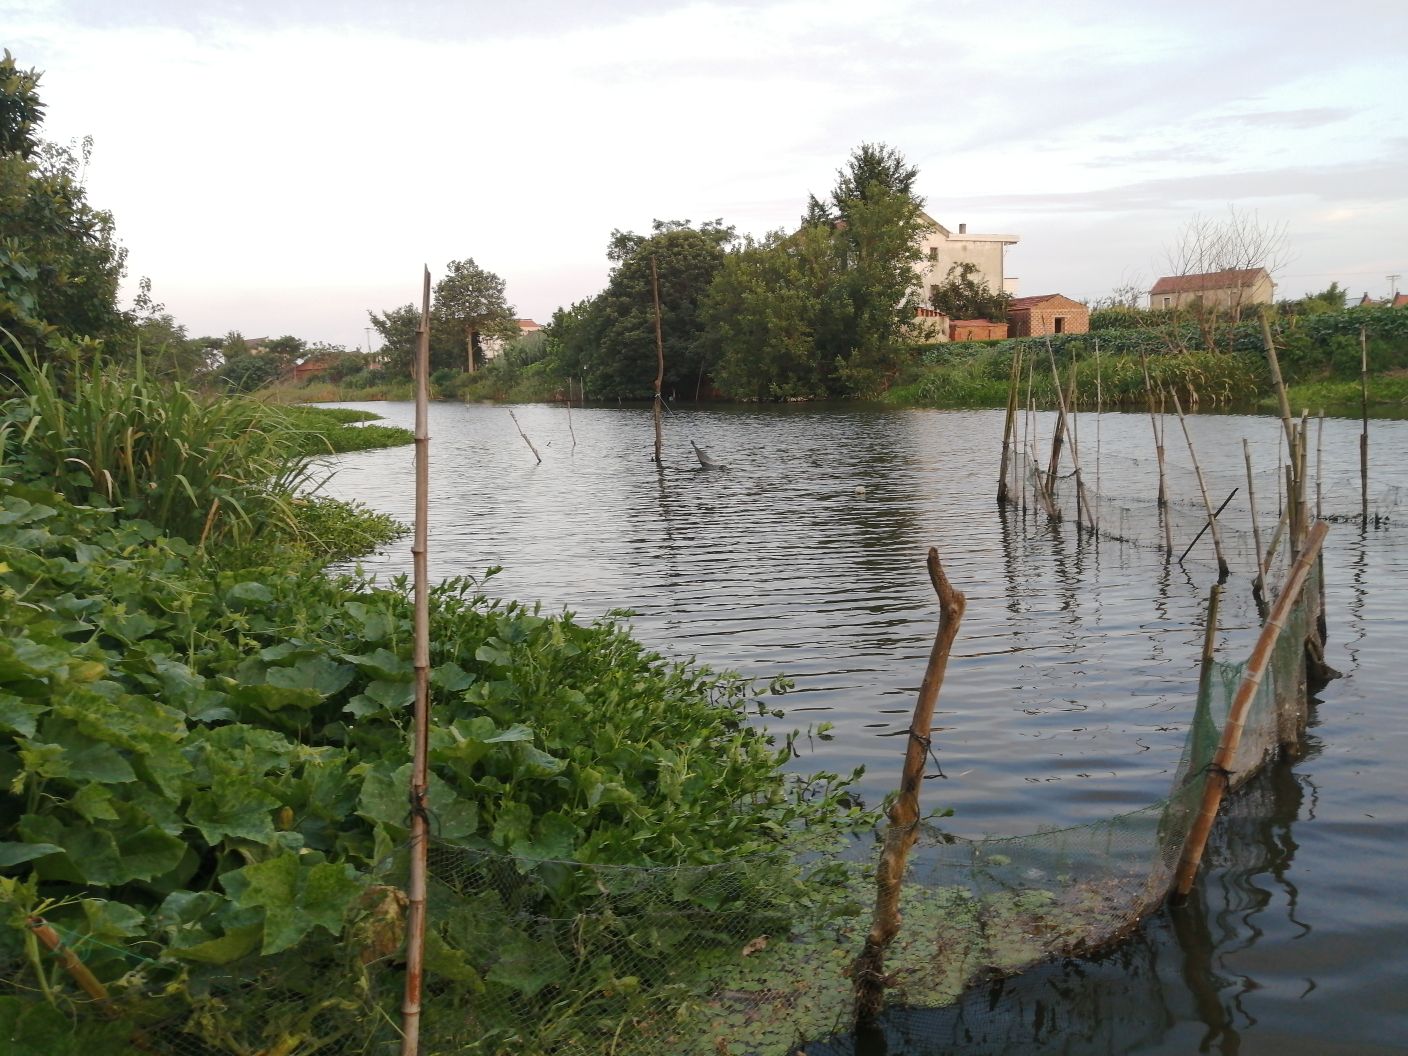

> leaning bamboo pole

[
  {"left": 1171, "top": 521, "right": 1328, "bottom": 901},
  {"left": 1169, "top": 390, "right": 1229, "bottom": 579},
  {"left": 1260, "top": 309, "right": 1296, "bottom": 458},
  {"left": 853, "top": 549, "right": 966, "bottom": 1023},
  {"left": 507, "top": 409, "right": 542, "bottom": 464},
  {"left": 1359, "top": 325, "right": 1369, "bottom": 523},
  {"left": 1139, "top": 351, "right": 1167, "bottom": 509},
  {"left": 566, "top": 379, "right": 577, "bottom": 450},
  {"left": 998, "top": 345, "right": 1023, "bottom": 504},
  {"left": 650, "top": 255, "right": 665, "bottom": 466},
  {"left": 1197, "top": 583, "right": 1222, "bottom": 704},
  {"left": 401, "top": 268, "right": 433, "bottom": 1056}
]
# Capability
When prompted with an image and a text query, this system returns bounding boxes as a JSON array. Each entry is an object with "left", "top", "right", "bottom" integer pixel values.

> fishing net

[{"left": 1, "top": 548, "right": 1324, "bottom": 1056}]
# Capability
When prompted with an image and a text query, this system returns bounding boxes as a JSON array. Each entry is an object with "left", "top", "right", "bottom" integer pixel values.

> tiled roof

[{"left": 1149, "top": 268, "right": 1267, "bottom": 296}]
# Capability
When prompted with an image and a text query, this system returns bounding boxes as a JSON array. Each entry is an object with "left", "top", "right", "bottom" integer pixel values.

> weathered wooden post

[
  {"left": 1359, "top": 325, "right": 1370, "bottom": 523},
  {"left": 1244, "top": 439, "right": 1269, "bottom": 618},
  {"left": 854, "top": 549, "right": 966, "bottom": 1023}
]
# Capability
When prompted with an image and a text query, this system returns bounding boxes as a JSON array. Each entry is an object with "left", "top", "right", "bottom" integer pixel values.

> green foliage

[
  {"left": 434, "top": 259, "right": 517, "bottom": 372},
  {"left": 207, "top": 352, "right": 284, "bottom": 393},
  {"left": 571, "top": 221, "right": 737, "bottom": 399},
  {"left": 0, "top": 54, "right": 129, "bottom": 360},
  {"left": 0, "top": 482, "right": 869, "bottom": 1050},
  {"left": 928, "top": 261, "right": 1012, "bottom": 321}
]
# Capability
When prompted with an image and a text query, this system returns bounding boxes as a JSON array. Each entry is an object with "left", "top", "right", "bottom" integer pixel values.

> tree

[
  {"left": 803, "top": 141, "right": 923, "bottom": 227},
  {"left": 0, "top": 52, "right": 128, "bottom": 360},
  {"left": 367, "top": 303, "right": 461, "bottom": 376},
  {"left": 928, "top": 262, "right": 1012, "bottom": 321},
  {"left": 433, "top": 259, "right": 516, "bottom": 373},
  {"left": 577, "top": 220, "right": 737, "bottom": 399}
]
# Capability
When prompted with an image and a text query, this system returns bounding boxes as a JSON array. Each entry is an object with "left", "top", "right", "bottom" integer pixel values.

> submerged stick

[
  {"left": 1170, "top": 390, "right": 1230, "bottom": 579},
  {"left": 1172, "top": 522, "right": 1328, "bottom": 901},
  {"left": 1047, "top": 341, "right": 1094, "bottom": 533},
  {"left": 507, "top": 409, "right": 542, "bottom": 464},
  {"left": 651, "top": 255, "right": 665, "bottom": 466},
  {"left": 854, "top": 549, "right": 966, "bottom": 1023},
  {"left": 401, "top": 267, "right": 433, "bottom": 1056},
  {"left": 566, "top": 379, "right": 577, "bottom": 450},
  {"left": 1139, "top": 351, "right": 1167, "bottom": 509}
]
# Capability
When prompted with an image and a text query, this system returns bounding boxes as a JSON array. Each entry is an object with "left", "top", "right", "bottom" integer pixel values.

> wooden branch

[
  {"left": 853, "top": 549, "right": 966, "bottom": 1023},
  {"left": 507, "top": 409, "right": 542, "bottom": 464}
]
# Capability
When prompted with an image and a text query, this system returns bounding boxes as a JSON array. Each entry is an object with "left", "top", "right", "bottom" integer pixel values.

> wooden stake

[
  {"left": 1171, "top": 522, "right": 1328, "bottom": 900},
  {"left": 1315, "top": 411, "right": 1324, "bottom": 522},
  {"left": 1244, "top": 439, "right": 1268, "bottom": 618},
  {"left": 507, "top": 409, "right": 542, "bottom": 464},
  {"left": 1260, "top": 309, "right": 1296, "bottom": 460},
  {"left": 1360, "top": 325, "right": 1369, "bottom": 523},
  {"left": 998, "top": 345, "right": 1023, "bottom": 504},
  {"left": 854, "top": 549, "right": 966, "bottom": 1023},
  {"left": 1170, "top": 389, "right": 1230, "bottom": 579},
  {"left": 1094, "top": 337, "right": 1102, "bottom": 531},
  {"left": 650, "top": 255, "right": 665, "bottom": 466},
  {"left": 401, "top": 267, "right": 433, "bottom": 1056},
  {"left": 566, "top": 379, "right": 577, "bottom": 450},
  {"left": 1197, "top": 582, "right": 1221, "bottom": 702}
]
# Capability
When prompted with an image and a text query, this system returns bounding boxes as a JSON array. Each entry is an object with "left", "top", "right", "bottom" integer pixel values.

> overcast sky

[{"left": 6, "top": 0, "right": 1407, "bottom": 348}]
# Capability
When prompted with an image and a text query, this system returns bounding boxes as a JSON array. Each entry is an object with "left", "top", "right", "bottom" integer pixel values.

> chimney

[{"left": 959, "top": 223, "right": 967, "bottom": 234}]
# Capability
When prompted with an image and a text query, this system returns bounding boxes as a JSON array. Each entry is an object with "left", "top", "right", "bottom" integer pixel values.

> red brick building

[
  {"left": 949, "top": 319, "right": 1009, "bottom": 341},
  {"left": 1006, "top": 294, "right": 1089, "bottom": 337}
]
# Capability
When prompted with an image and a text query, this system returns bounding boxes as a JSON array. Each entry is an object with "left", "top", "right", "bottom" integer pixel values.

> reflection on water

[{"left": 321, "top": 401, "right": 1408, "bottom": 1054}]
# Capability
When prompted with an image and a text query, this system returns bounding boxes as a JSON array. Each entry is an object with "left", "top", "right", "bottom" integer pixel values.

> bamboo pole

[
  {"left": 650, "top": 255, "right": 665, "bottom": 466},
  {"left": 1171, "top": 521, "right": 1328, "bottom": 900},
  {"left": 1244, "top": 439, "right": 1269, "bottom": 618},
  {"left": 401, "top": 267, "right": 433, "bottom": 1056},
  {"left": 1260, "top": 309, "right": 1296, "bottom": 460},
  {"left": 1359, "top": 325, "right": 1369, "bottom": 523},
  {"left": 1046, "top": 341, "right": 1094, "bottom": 533},
  {"left": 1262, "top": 507, "right": 1288, "bottom": 580},
  {"left": 1315, "top": 411, "right": 1324, "bottom": 522},
  {"left": 1178, "top": 488, "right": 1237, "bottom": 566},
  {"left": 1139, "top": 352, "right": 1167, "bottom": 509},
  {"left": 997, "top": 345, "right": 1023, "bottom": 504},
  {"left": 507, "top": 409, "right": 542, "bottom": 464},
  {"left": 1044, "top": 351, "right": 1068, "bottom": 500},
  {"left": 566, "top": 379, "right": 576, "bottom": 450},
  {"left": 854, "top": 548, "right": 966, "bottom": 1023},
  {"left": 1169, "top": 390, "right": 1229, "bottom": 579},
  {"left": 1197, "top": 583, "right": 1221, "bottom": 702},
  {"left": 28, "top": 917, "right": 111, "bottom": 1007},
  {"left": 1094, "top": 337, "right": 1102, "bottom": 531}
]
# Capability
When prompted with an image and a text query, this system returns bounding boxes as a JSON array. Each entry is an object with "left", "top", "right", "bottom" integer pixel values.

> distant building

[
  {"left": 1148, "top": 268, "right": 1274, "bottom": 311},
  {"left": 482, "top": 318, "right": 545, "bottom": 361},
  {"left": 1007, "top": 294, "right": 1089, "bottom": 338},
  {"left": 1356, "top": 292, "right": 1408, "bottom": 308},
  {"left": 916, "top": 213, "right": 1020, "bottom": 304},
  {"left": 949, "top": 319, "right": 1009, "bottom": 341}
]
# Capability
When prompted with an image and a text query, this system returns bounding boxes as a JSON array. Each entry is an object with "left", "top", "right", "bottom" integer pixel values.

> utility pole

[
  {"left": 1388, "top": 274, "right": 1401, "bottom": 298},
  {"left": 364, "top": 327, "right": 373, "bottom": 355}
]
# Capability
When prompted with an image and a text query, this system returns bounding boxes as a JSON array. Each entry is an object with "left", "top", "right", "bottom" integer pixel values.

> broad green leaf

[
  {"left": 230, "top": 854, "right": 364, "bottom": 955},
  {"left": 187, "top": 769, "right": 280, "bottom": 846},
  {"left": 510, "top": 812, "right": 579, "bottom": 862},
  {"left": 266, "top": 656, "right": 355, "bottom": 697},
  {"left": 225, "top": 580, "right": 274, "bottom": 607},
  {"left": 0, "top": 694, "right": 44, "bottom": 738},
  {"left": 0, "top": 841, "right": 62, "bottom": 867},
  {"left": 485, "top": 930, "right": 569, "bottom": 998},
  {"left": 491, "top": 801, "right": 533, "bottom": 851},
  {"left": 342, "top": 648, "right": 411, "bottom": 681},
  {"left": 474, "top": 640, "right": 513, "bottom": 668},
  {"left": 167, "top": 923, "right": 263, "bottom": 965},
  {"left": 431, "top": 663, "right": 474, "bottom": 692}
]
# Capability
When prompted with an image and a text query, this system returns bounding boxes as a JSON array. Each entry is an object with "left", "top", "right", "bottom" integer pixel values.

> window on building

[
  {"left": 928, "top": 247, "right": 939, "bottom": 261},
  {"left": 1053, "top": 317, "right": 1065, "bottom": 334},
  {"left": 1162, "top": 296, "right": 1171, "bottom": 308},
  {"left": 930, "top": 284, "right": 939, "bottom": 301}
]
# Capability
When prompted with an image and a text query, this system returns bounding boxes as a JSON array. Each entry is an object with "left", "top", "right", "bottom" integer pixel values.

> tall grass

[{"left": 1, "top": 348, "right": 319, "bottom": 549}]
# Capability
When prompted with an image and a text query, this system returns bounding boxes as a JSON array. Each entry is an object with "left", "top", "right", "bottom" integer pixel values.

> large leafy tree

[
  {"left": 433, "top": 258, "right": 516, "bottom": 373},
  {"left": 0, "top": 51, "right": 128, "bottom": 358},
  {"left": 574, "top": 220, "right": 736, "bottom": 399}
]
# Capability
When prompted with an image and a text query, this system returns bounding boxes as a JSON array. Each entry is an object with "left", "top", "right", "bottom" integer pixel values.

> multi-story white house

[{"left": 915, "top": 212, "right": 1020, "bottom": 302}]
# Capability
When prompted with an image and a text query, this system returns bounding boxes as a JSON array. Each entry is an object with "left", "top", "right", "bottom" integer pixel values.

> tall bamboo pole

[
  {"left": 1260, "top": 309, "right": 1296, "bottom": 458},
  {"left": 998, "top": 345, "right": 1023, "bottom": 504},
  {"left": 566, "top": 379, "right": 576, "bottom": 450},
  {"left": 854, "top": 549, "right": 966, "bottom": 1023},
  {"left": 650, "top": 255, "right": 665, "bottom": 466},
  {"left": 1359, "top": 325, "right": 1369, "bottom": 522},
  {"left": 1171, "top": 521, "right": 1328, "bottom": 900},
  {"left": 1094, "top": 337, "right": 1102, "bottom": 531},
  {"left": 401, "top": 267, "right": 433, "bottom": 1056},
  {"left": 1315, "top": 411, "right": 1324, "bottom": 522},
  {"left": 1169, "top": 390, "right": 1229, "bottom": 579}
]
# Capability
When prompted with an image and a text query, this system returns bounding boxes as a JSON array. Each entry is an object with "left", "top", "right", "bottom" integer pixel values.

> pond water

[{"left": 321, "top": 400, "right": 1407, "bottom": 1055}]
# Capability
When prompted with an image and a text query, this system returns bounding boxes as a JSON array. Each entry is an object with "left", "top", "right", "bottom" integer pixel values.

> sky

[{"left": 5, "top": 0, "right": 1407, "bottom": 348}]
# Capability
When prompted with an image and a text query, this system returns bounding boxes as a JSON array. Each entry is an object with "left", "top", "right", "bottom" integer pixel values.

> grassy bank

[{"left": 0, "top": 355, "right": 872, "bottom": 1053}]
